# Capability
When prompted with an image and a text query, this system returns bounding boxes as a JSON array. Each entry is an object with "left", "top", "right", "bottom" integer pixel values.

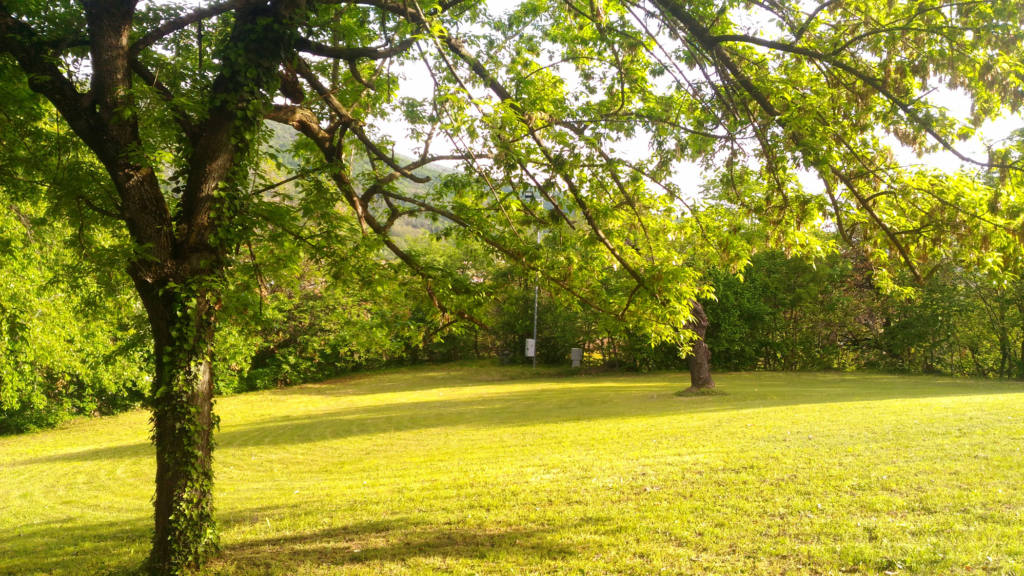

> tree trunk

[
  {"left": 138, "top": 278, "right": 220, "bottom": 575},
  {"left": 686, "top": 300, "right": 715, "bottom": 389}
]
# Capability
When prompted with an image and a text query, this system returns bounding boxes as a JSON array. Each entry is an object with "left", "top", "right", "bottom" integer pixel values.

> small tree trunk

[
  {"left": 686, "top": 300, "right": 715, "bottom": 389},
  {"left": 139, "top": 279, "right": 219, "bottom": 575}
]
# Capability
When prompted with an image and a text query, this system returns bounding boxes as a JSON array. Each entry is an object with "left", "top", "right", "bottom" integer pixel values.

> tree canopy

[{"left": 1, "top": 0, "right": 1022, "bottom": 573}]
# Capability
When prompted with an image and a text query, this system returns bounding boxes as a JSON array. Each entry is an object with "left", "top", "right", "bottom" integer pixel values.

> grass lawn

[{"left": 1, "top": 363, "right": 1023, "bottom": 575}]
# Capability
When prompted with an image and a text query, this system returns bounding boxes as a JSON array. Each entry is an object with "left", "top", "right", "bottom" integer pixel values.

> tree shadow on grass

[
  {"left": 214, "top": 518, "right": 571, "bottom": 575},
  {"left": 0, "top": 514, "right": 150, "bottom": 575},
  {"left": 14, "top": 380, "right": 671, "bottom": 465},
  {"left": 0, "top": 505, "right": 338, "bottom": 576},
  {"left": 278, "top": 361, "right": 579, "bottom": 399},
  {"left": 1, "top": 511, "right": 571, "bottom": 576},
  {"left": 17, "top": 371, "right": 1024, "bottom": 465},
  {"left": 11, "top": 440, "right": 154, "bottom": 465}
]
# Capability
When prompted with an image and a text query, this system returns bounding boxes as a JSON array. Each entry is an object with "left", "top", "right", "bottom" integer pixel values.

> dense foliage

[
  {"left": 0, "top": 190, "right": 149, "bottom": 433},
  {"left": 705, "top": 250, "right": 1024, "bottom": 378},
  {"left": 0, "top": 88, "right": 149, "bottom": 433}
]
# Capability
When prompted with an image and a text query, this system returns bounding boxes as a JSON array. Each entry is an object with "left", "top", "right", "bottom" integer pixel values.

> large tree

[
  {"left": 1, "top": 1, "right": 311, "bottom": 571},
  {"left": 2, "top": 0, "right": 1022, "bottom": 573}
]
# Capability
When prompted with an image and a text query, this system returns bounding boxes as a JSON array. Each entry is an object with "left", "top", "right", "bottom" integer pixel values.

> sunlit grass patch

[{"left": 2, "top": 363, "right": 1022, "bottom": 575}]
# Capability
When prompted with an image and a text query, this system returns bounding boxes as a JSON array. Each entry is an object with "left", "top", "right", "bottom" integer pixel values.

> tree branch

[
  {"left": 130, "top": 57, "right": 198, "bottom": 137},
  {"left": 707, "top": 32, "right": 1018, "bottom": 171},
  {"left": 129, "top": 0, "right": 243, "bottom": 58},
  {"left": 295, "top": 36, "right": 416, "bottom": 61}
]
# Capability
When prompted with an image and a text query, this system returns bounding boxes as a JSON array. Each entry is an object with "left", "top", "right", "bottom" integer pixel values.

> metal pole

[
  {"left": 531, "top": 281, "right": 539, "bottom": 369},
  {"left": 531, "top": 228, "right": 541, "bottom": 368}
]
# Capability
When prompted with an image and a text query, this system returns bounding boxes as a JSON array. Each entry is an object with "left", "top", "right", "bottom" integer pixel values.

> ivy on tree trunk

[{"left": 142, "top": 281, "right": 220, "bottom": 572}]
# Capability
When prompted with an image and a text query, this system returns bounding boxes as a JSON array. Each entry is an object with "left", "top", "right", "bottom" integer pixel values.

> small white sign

[
  {"left": 570, "top": 347, "right": 583, "bottom": 367},
  {"left": 525, "top": 338, "right": 536, "bottom": 358}
]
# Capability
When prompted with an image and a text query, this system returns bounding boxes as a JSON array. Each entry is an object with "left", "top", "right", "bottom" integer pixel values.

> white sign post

[
  {"left": 525, "top": 338, "right": 536, "bottom": 358},
  {"left": 570, "top": 347, "right": 582, "bottom": 368}
]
